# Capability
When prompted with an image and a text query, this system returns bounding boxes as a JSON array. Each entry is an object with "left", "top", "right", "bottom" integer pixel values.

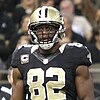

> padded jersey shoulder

[
  {"left": 12, "top": 44, "right": 33, "bottom": 57},
  {"left": 11, "top": 44, "right": 34, "bottom": 67},
  {"left": 64, "top": 43, "right": 92, "bottom": 66},
  {"left": 66, "top": 43, "right": 91, "bottom": 59}
]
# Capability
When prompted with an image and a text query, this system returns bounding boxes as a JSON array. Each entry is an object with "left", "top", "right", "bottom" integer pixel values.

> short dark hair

[{"left": 40, "top": 0, "right": 48, "bottom": 3}]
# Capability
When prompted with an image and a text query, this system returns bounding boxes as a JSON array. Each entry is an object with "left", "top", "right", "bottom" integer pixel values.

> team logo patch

[{"left": 20, "top": 54, "right": 29, "bottom": 64}]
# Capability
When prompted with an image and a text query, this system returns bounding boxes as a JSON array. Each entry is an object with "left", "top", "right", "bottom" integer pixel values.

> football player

[{"left": 10, "top": 6, "right": 94, "bottom": 100}]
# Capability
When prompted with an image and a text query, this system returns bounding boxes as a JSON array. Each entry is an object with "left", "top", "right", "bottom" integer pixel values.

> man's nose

[
  {"left": 42, "top": 28, "right": 48, "bottom": 38},
  {"left": 42, "top": 27, "right": 48, "bottom": 33}
]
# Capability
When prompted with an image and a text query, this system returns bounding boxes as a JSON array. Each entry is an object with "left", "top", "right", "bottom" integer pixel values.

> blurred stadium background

[{"left": 0, "top": 0, "right": 100, "bottom": 99}]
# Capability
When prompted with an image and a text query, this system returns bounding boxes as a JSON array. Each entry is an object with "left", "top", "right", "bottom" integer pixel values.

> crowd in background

[
  {"left": 0, "top": 0, "right": 100, "bottom": 99},
  {"left": 0, "top": 0, "right": 100, "bottom": 83}
]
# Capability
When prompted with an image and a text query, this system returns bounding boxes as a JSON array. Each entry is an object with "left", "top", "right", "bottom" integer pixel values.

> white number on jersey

[{"left": 27, "top": 67, "right": 66, "bottom": 100}]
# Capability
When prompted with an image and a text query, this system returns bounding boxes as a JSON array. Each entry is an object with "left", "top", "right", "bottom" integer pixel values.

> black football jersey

[
  {"left": 0, "top": 85, "right": 11, "bottom": 100},
  {"left": 11, "top": 43, "right": 92, "bottom": 100}
]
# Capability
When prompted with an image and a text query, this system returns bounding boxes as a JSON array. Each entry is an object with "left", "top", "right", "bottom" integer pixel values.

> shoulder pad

[
  {"left": 31, "top": 45, "right": 39, "bottom": 53},
  {"left": 12, "top": 44, "right": 33, "bottom": 59},
  {"left": 67, "top": 42, "right": 83, "bottom": 48},
  {"left": 17, "top": 44, "right": 33, "bottom": 50},
  {"left": 62, "top": 43, "right": 92, "bottom": 67}
]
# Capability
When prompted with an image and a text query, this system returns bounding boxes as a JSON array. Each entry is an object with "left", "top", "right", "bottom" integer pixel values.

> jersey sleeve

[
  {"left": 10, "top": 48, "right": 21, "bottom": 68},
  {"left": 10, "top": 44, "right": 33, "bottom": 68},
  {"left": 74, "top": 46, "right": 92, "bottom": 67}
]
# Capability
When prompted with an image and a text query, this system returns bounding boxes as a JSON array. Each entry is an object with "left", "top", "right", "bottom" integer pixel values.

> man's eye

[{"left": 37, "top": 28, "right": 43, "bottom": 32}]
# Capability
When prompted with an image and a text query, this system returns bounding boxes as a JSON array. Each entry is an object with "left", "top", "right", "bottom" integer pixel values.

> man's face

[
  {"left": 73, "top": 0, "right": 82, "bottom": 5},
  {"left": 63, "top": 17, "right": 71, "bottom": 30},
  {"left": 60, "top": 0, "right": 74, "bottom": 16},
  {"left": 22, "top": 16, "right": 30, "bottom": 32},
  {"left": 35, "top": 24, "right": 57, "bottom": 44},
  {"left": 96, "top": 33, "right": 100, "bottom": 43},
  {"left": 23, "top": 0, "right": 35, "bottom": 6},
  {"left": 46, "top": 0, "right": 54, "bottom": 7},
  {"left": 98, "top": 34, "right": 100, "bottom": 42}
]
